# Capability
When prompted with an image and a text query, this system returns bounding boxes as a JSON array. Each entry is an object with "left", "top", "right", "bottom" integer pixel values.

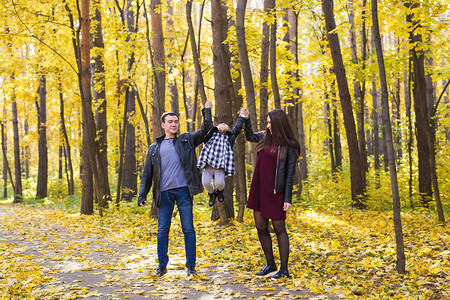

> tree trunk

[
  {"left": 211, "top": 0, "right": 235, "bottom": 225},
  {"left": 36, "top": 74, "right": 48, "bottom": 199},
  {"left": 371, "top": 81, "right": 380, "bottom": 186},
  {"left": 259, "top": 0, "right": 270, "bottom": 130},
  {"left": 393, "top": 41, "right": 403, "bottom": 163},
  {"left": 80, "top": 137, "right": 94, "bottom": 214},
  {"left": 405, "top": 55, "right": 413, "bottom": 206},
  {"left": 444, "top": 79, "right": 450, "bottom": 142},
  {"left": 236, "top": 0, "right": 258, "bottom": 168},
  {"left": 268, "top": 0, "right": 281, "bottom": 109},
  {"left": 11, "top": 84, "right": 22, "bottom": 203},
  {"left": 92, "top": 0, "right": 112, "bottom": 205},
  {"left": 406, "top": 5, "right": 432, "bottom": 207},
  {"left": 231, "top": 45, "right": 247, "bottom": 223},
  {"left": 407, "top": 5, "right": 444, "bottom": 223},
  {"left": 167, "top": 0, "right": 179, "bottom": 115},
  {"left": 116, "top": 94, "right": 128, "bottom": 207},
  {"left": 1, "top": 123, "right": 14, "bottom": 198},
  {"left": 372, "top": 0, "right": 406, "bottom": 273},
  {"left": 59, "top": 81, "right": 74, "bottom": 195},
  {"left": 325, "top": 99, "right": 336, "bottom": 175},
  {"left": 348, "top": 0, "right": 367, "bottom": 192},
  {"left": 289, "top": 11, "right": 308, "bottom": 185},
  {"left": 2, "top": 122, "right": 7, "bottom": 198},
  {"left": 186, "top": 0, "right": 207, "bottom": 105},
  {"left": 58, "top": 145, "right": 63, "bottom": 180},
  {"left": 65, "top": 0, "right": 106, "bottom": 214},
  {"left": 322, "top": 0, "right": 365, "bottom": 207},
  {"left": 236, "top": 0, "right": 257, "bottom": 131},
  {"left": 152, "top": 0, "right": 166, "bottom": 136},
  {"left": 331, "top": 82, "right": 343, "bottom": 171},
  {"left": 121, "top": 0, "right": 138, "bottom": 202},
  {"left": 24, "top": 119, "right": 29, "bottom": 179},
  {"left": 79, "top": 0, "right": 96, "bottom": 214}
]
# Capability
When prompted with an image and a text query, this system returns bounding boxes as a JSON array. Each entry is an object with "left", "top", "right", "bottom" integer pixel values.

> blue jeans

[{"left": 157, "top": 187, "right": 196, "bottom": 268}]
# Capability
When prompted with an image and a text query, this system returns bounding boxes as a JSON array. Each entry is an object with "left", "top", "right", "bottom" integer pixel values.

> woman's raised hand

[{"left": 239, "top": 108, "right": 249, "bottom": 118}]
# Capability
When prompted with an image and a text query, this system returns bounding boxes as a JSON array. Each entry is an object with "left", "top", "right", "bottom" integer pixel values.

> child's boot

[
  {"left": 208, "top": 192, "right": 216, "bottom": 207},
  {"left": 217, "top": 189, "right": 225, "bottom": 203}
]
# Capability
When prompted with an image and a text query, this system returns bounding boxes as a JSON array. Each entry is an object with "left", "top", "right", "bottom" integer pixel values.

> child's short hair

[{"left": 217, "top": 123, "right": 230, "bottom": 133}]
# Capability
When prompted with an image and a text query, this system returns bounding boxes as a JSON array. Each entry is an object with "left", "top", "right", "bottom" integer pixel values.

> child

[{"left": 197, "top": 114, "right": 246, "bottom": 206}]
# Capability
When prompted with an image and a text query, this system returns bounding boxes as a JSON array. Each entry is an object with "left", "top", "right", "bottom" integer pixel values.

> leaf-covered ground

[{"left": 0, "top": 198, "right": 449, "bottom": 299}]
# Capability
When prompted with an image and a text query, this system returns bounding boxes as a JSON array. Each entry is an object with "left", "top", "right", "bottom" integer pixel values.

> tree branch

[{"left": 11, "top": 0, "right": 78, "bottom": 75}]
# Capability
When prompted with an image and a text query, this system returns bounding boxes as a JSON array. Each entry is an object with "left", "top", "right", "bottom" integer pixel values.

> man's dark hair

[{"left": 161, "top": 112, "right": 179, "bottom": 123}]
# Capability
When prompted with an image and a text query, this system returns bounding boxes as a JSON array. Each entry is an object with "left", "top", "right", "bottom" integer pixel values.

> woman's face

[{"left": 266, "top": 116, "right": 272, "bottom": 134}]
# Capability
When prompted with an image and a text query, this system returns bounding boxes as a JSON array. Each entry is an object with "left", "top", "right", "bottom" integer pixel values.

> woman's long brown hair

[{"left": 256, "top": 109, "right": 301, "bottom": 157}]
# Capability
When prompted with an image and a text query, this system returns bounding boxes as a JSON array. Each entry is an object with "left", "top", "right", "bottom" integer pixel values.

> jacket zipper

[{"left": 274, "top": 145, "right": 280, "bottom": 194}]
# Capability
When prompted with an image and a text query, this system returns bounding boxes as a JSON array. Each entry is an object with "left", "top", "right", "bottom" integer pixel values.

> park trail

[{"left": 0, "top": 205, "right": 337, "bottom": 299}]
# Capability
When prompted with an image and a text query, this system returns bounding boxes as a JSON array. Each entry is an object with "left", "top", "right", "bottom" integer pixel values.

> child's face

[{"left": 217, "top": 123, "right": 230, "bottom": 134}]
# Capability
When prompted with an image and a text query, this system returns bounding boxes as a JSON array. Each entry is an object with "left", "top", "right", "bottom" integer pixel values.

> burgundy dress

[{"left": 247, "top": 143, "right": 286, "bottom": 220}]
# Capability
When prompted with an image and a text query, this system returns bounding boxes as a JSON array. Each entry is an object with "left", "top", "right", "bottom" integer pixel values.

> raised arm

[
  {"left": 243, "top": 110, "right": 264, "bottom": 143},
  {"left": 192, "top": 100, "right": 213, "bottom": 147}
]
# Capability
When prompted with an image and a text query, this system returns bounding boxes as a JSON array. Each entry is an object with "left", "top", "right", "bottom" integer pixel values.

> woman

[{"left": 241, "top": 108, "right": 300, "bottom": 280}]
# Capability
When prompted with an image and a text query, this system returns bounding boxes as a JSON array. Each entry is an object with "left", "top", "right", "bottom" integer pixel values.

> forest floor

[
  {"left": 0, "top": 198, "right": 449, "bottom": 299},
  {"left": 0, "top": 202, "right": 331, "bottom": 300}
]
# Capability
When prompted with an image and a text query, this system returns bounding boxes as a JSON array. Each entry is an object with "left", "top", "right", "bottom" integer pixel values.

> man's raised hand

[{"left": 205, "top": 100, "right": 213, "bottom": 109}]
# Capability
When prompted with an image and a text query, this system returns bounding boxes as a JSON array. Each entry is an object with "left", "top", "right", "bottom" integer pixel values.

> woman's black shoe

[
  {"left": 208, "top": 192, "right": 216, "bottom": 207},
  {"left": 255, "top": 265, "right": 277, "bottom": 276},
  {"left": 272, "top": 269, "right": 290, "bottom": 280}
]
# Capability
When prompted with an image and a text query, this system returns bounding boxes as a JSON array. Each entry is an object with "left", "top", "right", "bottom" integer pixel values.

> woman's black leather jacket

[{"left": 243, "top": 118, "right": 298, "bottom": 204}]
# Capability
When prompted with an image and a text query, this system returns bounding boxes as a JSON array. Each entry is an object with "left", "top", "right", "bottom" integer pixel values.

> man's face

[{"left": 161, "top": 115, "right": 179, "bottom": 137}]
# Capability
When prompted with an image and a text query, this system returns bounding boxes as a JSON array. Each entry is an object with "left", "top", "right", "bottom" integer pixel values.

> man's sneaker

[
  {"left": 217, "top": 189, "right": 225, "bottom": 203},
  {"left": 156, "top": 265, "right": 167, "bottom": 277},
  {"left": 187, "top": 266, "right": 197, "bottom": 276},
  {"left": 208, "top": 192, "right": 216, "bottom": 207}
]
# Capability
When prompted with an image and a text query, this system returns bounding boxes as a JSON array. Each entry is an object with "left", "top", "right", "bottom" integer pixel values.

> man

[{"left": 138, "top": 100, "right": 213, "bottom": 277}]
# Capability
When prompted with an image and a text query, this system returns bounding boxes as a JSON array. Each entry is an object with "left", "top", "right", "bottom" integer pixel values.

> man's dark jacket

[{"left": 138, "top": 108, "right": 212, "bottom": 207}]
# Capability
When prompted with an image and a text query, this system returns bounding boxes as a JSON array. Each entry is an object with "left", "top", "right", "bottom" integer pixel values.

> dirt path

[{"left": 0, "top": 205, "right": 335, "bottom": 299}]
